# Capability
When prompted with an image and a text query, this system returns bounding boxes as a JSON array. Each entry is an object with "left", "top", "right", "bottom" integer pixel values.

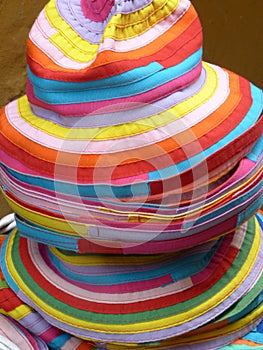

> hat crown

[
  {"left": 26, "top": 0, "right": 203, "bottom": 116},
  {"left": 81, "top": 0, "right": 114, "bottom": 22}
]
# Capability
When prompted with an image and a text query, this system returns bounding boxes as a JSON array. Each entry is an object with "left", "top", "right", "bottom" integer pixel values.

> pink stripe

[
  {"left": 29, "top": 0, "right": 190, "bottom": 69},
  {"left": 0, "top": 149, "right": 45, "bottom": 177},
  {"left": 81, "top": 0, "right": 114, "bottom": 22},
  {"left": 18, "top": 65, "right": 227, "bottom": 153},
  {"left": 27, "top": 63, "right": 202, "bottom": 116},
  {"left": 40, "top": 327, "right": 62, "bottom": 343},
  {"left": 30, "top": 241, "right": 194, "bottom": 302},
  {"left": 29, "top": 11, "right": 92, "bottom": 70}
]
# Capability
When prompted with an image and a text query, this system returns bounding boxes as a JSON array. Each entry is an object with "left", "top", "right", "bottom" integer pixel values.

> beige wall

[{"left": 0, "top": 1, "right": 262, "bottom": 217}]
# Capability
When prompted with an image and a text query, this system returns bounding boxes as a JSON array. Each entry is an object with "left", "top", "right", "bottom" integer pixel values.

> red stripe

[
  {"left": 78, "top": 215, "right": 238, "bottom": 254},
  {"left": 17, "top": 232, "right": 240, "bottom": 314},
  {"left": 0, "top": 287, "right": 24, "bottom": 312},
  {"left": 27, "top": 62, "right": 202, "bottom": 116},
  {"left": 27, "top": 18, "right": 202, "bottom": 81},
  {"left": 0, "top": 75, "right": 258, "bottom": 182}
]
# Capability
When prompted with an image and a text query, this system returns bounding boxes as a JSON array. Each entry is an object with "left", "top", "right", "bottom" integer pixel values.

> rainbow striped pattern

[
  {"left": 0, "top": 314, "right": 48, "bottom": 350},
  {"left": 0, "top": 235, "right": 96, "bottom": 349},
  {"left": 0, "top": 0, "right": 263, "bottom": 349},
  {"left": 1, "top": 213, "right": 263, "bottom": 347},
  {"left": 0, "top": 0, "right": 262, "bottom": 253}
]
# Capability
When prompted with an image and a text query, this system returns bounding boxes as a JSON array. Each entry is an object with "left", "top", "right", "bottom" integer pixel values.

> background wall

[{"left": 0, "top": 0, "right": 262, "bottom": 217}]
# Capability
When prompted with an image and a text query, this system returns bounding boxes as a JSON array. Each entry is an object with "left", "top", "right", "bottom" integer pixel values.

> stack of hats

[{"left": 0, "top": 0, "right": 262, "bottom": 349}]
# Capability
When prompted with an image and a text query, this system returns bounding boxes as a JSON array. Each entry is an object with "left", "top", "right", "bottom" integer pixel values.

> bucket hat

[
  {"left": 0, "top": 0, "right": 263, "bottom": 349},
  {"left": 0, "top": 0, "right": 262, "bottom": 253},
  {"left": 1, "top": 213, "right": 263, "bottom": 346}
]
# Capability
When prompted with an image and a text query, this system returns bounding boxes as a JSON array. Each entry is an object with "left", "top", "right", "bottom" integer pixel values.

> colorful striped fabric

[
  {"left": 0, "top": 0, "right": 262, "bottom": 253},
  {"left": 0, "top": 0, "right": 263, "bottom": 349},
  {"left": 0, "top": 236, "right": 96, "bottom": 350},
  {"left": 0, "top": 314, "right": 48, "bottom": 350},
  {"left": 1, "top": 213, "right": 263, "bottom": 346},
  {"left": 221, "top": 320, "right": 263, "bottom": 350},
  {"left": 1, "top": 136, "right": 262, "bottom": 254}
]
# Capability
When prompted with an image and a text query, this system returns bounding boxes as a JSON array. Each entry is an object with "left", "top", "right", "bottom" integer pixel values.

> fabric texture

[
  {"left": 0, "top": 0, "right": 262, "bottom": 349},
  {"left": 0, "top": 0, "right": 262, "bottom": 253}
]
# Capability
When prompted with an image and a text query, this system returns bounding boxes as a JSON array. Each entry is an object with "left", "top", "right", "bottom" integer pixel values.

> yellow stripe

[
  {"left": 161, "top": 302, "right": 263, "bottom": 347},
  {"left": 46, "top": 0, "right": 179, "bottom": 62},
  {"left": 3, "top": 162, "right": 258, "bottom": 233},
  {"left": 5, "top": 218, "right": 261, "bottom": 334},
  {"left": 19, "top": 63, "right": 218, "bottom": 140},
  {"left": 0, "top": 304, "right": 32, "bottom": 321},
  {"left": 106, "top": 303, "right": 263, "bottom": 349},
  {"left": 4, "top": 192, "right": 86, "bottom": 236},
  {"left": 49, "top": 245, "right": 178, "bottom": 266}
]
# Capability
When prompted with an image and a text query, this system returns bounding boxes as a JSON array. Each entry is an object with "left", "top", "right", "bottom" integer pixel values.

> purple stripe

[
  {"left": 19, "top": 312, "right": 51, "bottom": 336},
  {"left": 34, "top": 337, "right": 49, "bottom": 350},
  {"left": 56, "top": 0, "right": 154, "bottom": 44},
  {"left": 30, "top": 67, "right": 206, "bottom": 127},
  {"left": 27, "top": 62, "right": 202, "bottom": 116},
  {"left": 170, "top": 315, "right": 263, "bottom": 350},
  {"left": 16, "top": 224, "right": 263, "bottom": 343}
]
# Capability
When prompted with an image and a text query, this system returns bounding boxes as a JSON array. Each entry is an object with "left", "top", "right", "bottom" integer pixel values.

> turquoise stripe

[
  {"left": 229, "top": 294, "right": 263, "bottom": 324},
  {"left": 47, "top": 333, "right": 72, "bottom": 349},
  {"left": 1, "top": 163, "right": 148, "bottom": 199},
  {"left": 236, "top": 185, "right": 263, "bottom": 226},
  {"left": 247, "top": 134, "right": 263, "bottom": 162},
  {"left": 257, "top": 212, "right": 263, "bottom": 229},
  {"left": 16, "top": 217, "right": 79, "bottom": 251},
  {"left": 28, "top": 62, "right": 163, "bottom": 90},
  {"left": 0, "top": 234, "right": 19, "bottom": 294},
  {"left": 1, "top": 153, "right": 261, "bottom": 203},
  {"left": 31, "top": 49, "right": 202, "bottom": 104},
  {"left": 149, "top": 83, "right": 263, "bottom": 180},
  {"left": 192, "top": 180, "right": 263, "bottom": 228},
  {"left": 244, "top": 332, "right": 263, "bottom": 345},
  {"left": 46, "top": 240, "right": 219, "bottom": 285}
]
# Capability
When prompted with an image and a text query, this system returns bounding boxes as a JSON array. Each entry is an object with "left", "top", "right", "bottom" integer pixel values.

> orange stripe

[
  {"left": 233, "top": 339, "right": 263, "bottom": 347},
  {"left": 0, "top": 70, "right": 244, "bottom": 170},
  {"left": 27, "top": 5, "right": 199, "bottom": 79}
]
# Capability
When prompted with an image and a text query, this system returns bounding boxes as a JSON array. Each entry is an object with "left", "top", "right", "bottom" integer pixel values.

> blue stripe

[
  {"left": 31, "top": 49, "right": 202, "bottom": 104},
  {"left": 195, "top": 178, "right": 263, "bottom": 226},
  {"left": 257, "top": 212, "right": 263, "bottom": 230},
  {"left": 28, "top": 62, "right": 163, "bottom": 90},
  {"left": 16, "top": 217, "right": 79, "bottom": 251},
  {"left": 47, "top": 333, "right": 72, "bottom": 349},
  {"left": 244, "top": 331, "right": 263, "bottom": 345}
]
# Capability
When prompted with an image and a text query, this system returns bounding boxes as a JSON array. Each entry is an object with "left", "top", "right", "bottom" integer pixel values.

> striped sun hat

[
  {"left": 0, "top": 1, "right": 263, "bottom": 348},
  {"left": 1, "top": 212, "right": 263, "bottom": 347},
  {"left": 0, "top": 0, "right": 262, "bottom": 253}
]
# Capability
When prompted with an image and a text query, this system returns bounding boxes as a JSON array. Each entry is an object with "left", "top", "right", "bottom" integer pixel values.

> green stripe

[
  {"left": 7, "top": 218, "right": 257, "bottom": 326},
  {"left": 216, "top": 268, "right": 263, "bottom": 322},
  {"left": 0, "top": 278, "right": 9, "bottom": 290}
]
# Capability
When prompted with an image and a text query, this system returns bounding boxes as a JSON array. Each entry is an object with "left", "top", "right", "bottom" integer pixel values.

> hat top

[
  {"left": 81, "top": 0, "right": 115, "bottom": 22},
  {"left": 26, "top": 0, "right": 203, "bottom": 116}
]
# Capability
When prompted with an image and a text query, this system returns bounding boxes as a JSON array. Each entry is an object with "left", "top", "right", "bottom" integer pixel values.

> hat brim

[{"left": 1, "top": 213, "right": 263, "bottom": 344}]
